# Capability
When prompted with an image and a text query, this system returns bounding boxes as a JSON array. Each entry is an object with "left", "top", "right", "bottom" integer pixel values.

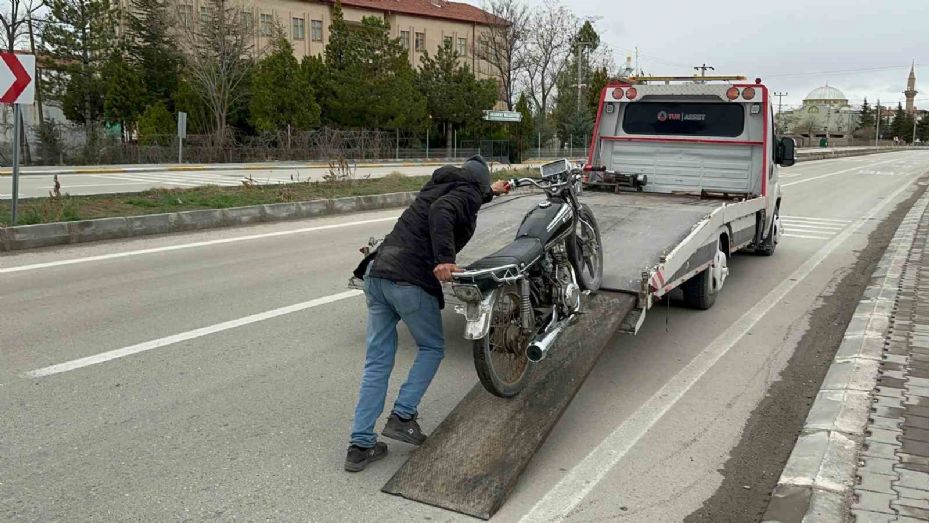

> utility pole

[
  {"left": 914, "top": 115, "right": 919, "bottom": 145},
  {"left": 875, "top": 100, "right": 881, "bottom": 147},
  {"left": 773, "top": 92, "right": 788, "bottom": 131},
  {"left": 694, "top": 63, "right": 714, "bottom": 82}
]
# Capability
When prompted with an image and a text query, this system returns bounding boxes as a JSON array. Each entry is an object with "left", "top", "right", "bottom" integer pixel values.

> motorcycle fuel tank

[{"left": 516, "top": 198, "right": 574, "bottom": 245}]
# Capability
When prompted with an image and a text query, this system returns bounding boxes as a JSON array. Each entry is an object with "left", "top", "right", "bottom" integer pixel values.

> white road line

[
  {"left": 781, "top": 223, "right": 843, "bottom": 232},
  {"left": 520, "top": 173, "right": 921, "bottom": 523},
  {"left": 782, "top": 233, "right": 833, "bottom": 240},
  {"left": 101, "top": 173, "right": 203, "bottom": 187},
  {"left": 781, "top": 215, "right": 852, "bottom": 224},
  {"left": 781, "top": 157, "right": 905, "bottom": 187},
  {"left": 0, "top": 216, "right": 398, "bottom": 274},
  {"left": 23, "top": 290, "right": 363, "bottom": 378}
]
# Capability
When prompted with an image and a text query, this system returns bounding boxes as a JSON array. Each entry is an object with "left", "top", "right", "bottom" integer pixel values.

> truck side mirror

[{"left": 777, "top": 137, "right": 796, "bottom": 167}]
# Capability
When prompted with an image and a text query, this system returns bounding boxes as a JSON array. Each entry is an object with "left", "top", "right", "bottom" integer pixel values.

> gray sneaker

[
  {"left": 381, "top": 413, "right": 427, "bottom": 446},
  {"left": 344, "top": 442, "right": 388, "bottom": 472}
]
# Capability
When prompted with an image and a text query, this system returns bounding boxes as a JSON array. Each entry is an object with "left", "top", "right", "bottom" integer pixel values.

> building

[
  {"left": 166, "top": 0, "right": 502, "bottom": 80},
  {"left": 905, "top": 60, "right": 918, "bottom": 115},
  {"left": 783, "top": 84, "right": 858, "bottom": 145}
]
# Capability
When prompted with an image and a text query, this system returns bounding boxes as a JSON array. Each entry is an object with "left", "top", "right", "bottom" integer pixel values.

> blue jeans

[{"left": 350, "top": 275, "right": 445, "bottom": 448}]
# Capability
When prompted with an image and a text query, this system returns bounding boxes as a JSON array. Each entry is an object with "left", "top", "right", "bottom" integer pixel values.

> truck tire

[
  {"left": 757, "top": 209, "right": 781, "bottom": 256},
  {"left": 682, "top": 236, "right": 728, "bottom": 310}
]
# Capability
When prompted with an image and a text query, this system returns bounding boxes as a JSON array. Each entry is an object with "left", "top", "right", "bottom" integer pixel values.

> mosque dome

[{"left": 805, "top": 85, "right": 848, "bottom": 103}]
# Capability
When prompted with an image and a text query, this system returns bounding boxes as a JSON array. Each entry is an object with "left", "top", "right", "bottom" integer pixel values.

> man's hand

[
  {"left": 433, "top": 263, "right": 462, "bottom": 282},
  {"left": 491, "top": 180, "right": 511, "bottom": 196}
]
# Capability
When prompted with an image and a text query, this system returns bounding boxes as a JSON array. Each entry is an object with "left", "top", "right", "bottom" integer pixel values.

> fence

[{"left": 0, "top": 124, "right": 519, "bottom": 166}]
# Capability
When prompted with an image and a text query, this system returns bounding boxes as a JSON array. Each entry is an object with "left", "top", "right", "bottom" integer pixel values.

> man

[{"left": 345, "top": 155, "right": 509, "bottom": 472}]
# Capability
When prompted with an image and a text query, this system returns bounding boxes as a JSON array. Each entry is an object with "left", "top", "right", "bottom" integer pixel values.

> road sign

[
  {"left": 483, "top": 110, "right": 522, "bottom": 123},
  {"left": 0, "top": 53, "right": 34, "bottom": 105},
  {"left": 177, "top": 111, "right": 187, "bottom": 139}
]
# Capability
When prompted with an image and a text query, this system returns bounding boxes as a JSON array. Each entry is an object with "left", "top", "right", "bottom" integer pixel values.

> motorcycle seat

[{"left": 469, "top": 237, "right": 544, "bottom": 270}]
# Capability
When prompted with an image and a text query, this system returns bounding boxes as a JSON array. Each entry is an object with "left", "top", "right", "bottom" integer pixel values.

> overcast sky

[{"left": 467, "top": 0, "right": 928, "bottom": 111}]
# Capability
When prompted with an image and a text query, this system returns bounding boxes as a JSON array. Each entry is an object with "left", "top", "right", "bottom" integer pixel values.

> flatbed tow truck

[{"left": 382, "top": 76, "right": 798, "bottom": 519}]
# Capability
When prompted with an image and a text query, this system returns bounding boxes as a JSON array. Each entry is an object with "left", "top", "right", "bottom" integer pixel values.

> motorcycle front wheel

[
  {"left": 473, "top": 284, "right": 533, "bottom": 398},
  {"left": 568, "top": 203, "right": 604, "bottom": 291}
]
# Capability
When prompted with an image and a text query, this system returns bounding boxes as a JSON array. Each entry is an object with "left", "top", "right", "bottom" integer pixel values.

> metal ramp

[{"left": 382, "top": 291, "right": 635, "bottom": 519}]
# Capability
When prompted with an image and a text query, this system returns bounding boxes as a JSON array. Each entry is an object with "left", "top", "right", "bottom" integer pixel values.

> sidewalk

[{"left": 764, "top": 189, "right": 929, "bottom": 522}]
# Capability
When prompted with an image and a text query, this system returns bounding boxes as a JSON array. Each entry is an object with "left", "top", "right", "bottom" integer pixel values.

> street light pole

[{"left": 875, "top": 100, "right": 881, "bottom": 147}]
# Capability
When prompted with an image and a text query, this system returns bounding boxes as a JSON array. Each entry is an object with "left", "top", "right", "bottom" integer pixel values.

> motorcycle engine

[{"left": 550, "top": 244, "right": 581, "bottom": 313}]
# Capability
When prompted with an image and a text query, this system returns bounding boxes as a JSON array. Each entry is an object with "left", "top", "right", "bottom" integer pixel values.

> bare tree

[
  {"left": 479, "top": 0, "right": 527, "bottom": 110},
  {"left": 522, "top": 0, "right": 576, "bottom": 120},
  {"left": 0, "top": 0, "right": 44, "bottom": 51},
  {"left": 179, "top": 0, "right": 254, "bottom": 149}
]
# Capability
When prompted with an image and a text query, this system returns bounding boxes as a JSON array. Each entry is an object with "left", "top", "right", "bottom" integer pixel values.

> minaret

[{"left": 905, "top": 60, "right": 918, "bottom": 115}]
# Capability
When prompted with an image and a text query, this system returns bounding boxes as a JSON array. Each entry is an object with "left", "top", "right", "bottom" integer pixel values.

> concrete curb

[
  {"left": 762, "top": 190, "right": 929, "bottom": 522},
  {"left": 0, "top": 159, "right": 460, "bottom": 176},
  {"left": 0, "top": 191, "right": 417, "bottom": 252}
]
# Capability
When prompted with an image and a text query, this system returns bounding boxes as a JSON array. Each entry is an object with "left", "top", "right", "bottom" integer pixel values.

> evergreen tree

[
  {"left": 102, "top": 51, "right": 145, "bottom": 141},
  {"left": 137, "top": 101, "right": 174, "bottom": 144},
  {"left": 551, "top": 21, "right": 604, "bottom": 148},
  {"left": 43, "top": 0, "right": 117, "bottom": 124},
  {"left": 857, "top": 98, "right": 873, "bottom": 130},
  {"left": 513, "top": 92, "right": 534, "bottom": 160},
  {"left": 124, "top": 0, "right": 183, "bottom": 109},
  {"left": 917, "top": 116, "right": 929, "bottom": 143},
  {"left": 891, "top": 103, "right": 914, "bottom": 143},
  {"left": 250, "top": 36, "right": 320, "bottom": 133},
  {"left": 417, "top": 44, "right": 496, "bottom": 154},
  {"left": 322, "top": 6, "right": 426, "bottom": 131},
  {"left": 587, "top": 66, "right": 609, "bottom": 115}
]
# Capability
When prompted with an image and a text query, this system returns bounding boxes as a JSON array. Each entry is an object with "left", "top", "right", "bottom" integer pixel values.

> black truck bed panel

[{"left": 458, "top": 192, "right": 721, "bottom": 294}]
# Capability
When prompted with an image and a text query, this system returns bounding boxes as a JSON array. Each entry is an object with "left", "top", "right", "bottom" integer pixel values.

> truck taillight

[
  {"left": 612, "top": 87, "right": 624, "bottom": 100},
  {"left": 741, "top": 87, "right": 756, "bottom": 100},
  {"left": 726, "top": 87, "right": 740, "bottom": 100},
  {"left": 625, "top": 87, "right": 638, "bottom": 100}
]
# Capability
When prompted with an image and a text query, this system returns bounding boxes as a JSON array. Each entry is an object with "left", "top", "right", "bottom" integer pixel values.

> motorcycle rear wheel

[
  {"left": 568, "top": 203, "right": 604, "bottom": 291},
  {"left": 473, "top": 284, "right": 533, "bottom": 398}
]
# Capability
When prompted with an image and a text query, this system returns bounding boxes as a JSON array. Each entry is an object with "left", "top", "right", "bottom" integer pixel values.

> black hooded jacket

[{"left": 353, "top": 163, "right": 492, "bottom": 308}]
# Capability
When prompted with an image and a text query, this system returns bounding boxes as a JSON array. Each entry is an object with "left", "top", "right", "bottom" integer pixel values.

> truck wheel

[
  {"left": 757, "top": 209, "right": 781, "bottom": 256},
  {"left": 683, "top": 236, "right": 728, "bottom": 310}
]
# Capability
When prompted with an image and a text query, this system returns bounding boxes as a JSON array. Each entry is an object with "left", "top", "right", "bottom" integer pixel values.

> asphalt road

[{"left": 2, "top": 150, "right": 928, "bottom": 521}]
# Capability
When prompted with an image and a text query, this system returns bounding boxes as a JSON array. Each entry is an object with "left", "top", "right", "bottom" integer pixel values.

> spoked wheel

[
  {"left": 567, "top": 203, "right": 604, "bottom": 291},
  {"left": 473, "top": 284, "right": 534, "bottom": 398}
]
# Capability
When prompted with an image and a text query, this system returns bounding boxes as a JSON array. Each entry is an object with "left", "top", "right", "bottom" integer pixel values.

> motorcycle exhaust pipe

[{"left": 527, "top": 321, "right": 569, "bottom": 363}]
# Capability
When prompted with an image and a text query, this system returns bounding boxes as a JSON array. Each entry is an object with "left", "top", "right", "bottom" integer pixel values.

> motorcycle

[{"left": 450, "top": 159, "right": 604, "bottom": 397}]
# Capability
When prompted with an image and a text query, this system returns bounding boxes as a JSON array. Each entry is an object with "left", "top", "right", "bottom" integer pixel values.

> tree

[
  {"left": 587, "top": 66, "right": 609, "bottom": 115},
  {"left": 43, "top": 0, "right": 116, "bottom": 125},
  {"left": 857, "top": 98, "right": 873, "bottom": 130},
  {"left": 0, "top": 0, "right": 43, "bottom": 51},
  {"left": 102, "top": 50, "right": 145, "bottom": 141},
  {"left": 916, "top": 115, "right": 929, "bottom": 143},
  {"left": 125, "top": 0, "right": 183, "bottom": 109},
  {"left": 890, "top": 103, "right": 914, "bottom": 143},
  {"left": 550, "top": 20, "right": 603, "bottom": 147},
  {"left": 418, "top": 43, "right": 496, "bottom": 155},
  {"left": 512, "top": 91, "right": 534, "bottom": 160},
  {"left": 250, "top": 35, "right": 320, "bottom": 133},
  {"left": 479, "top": 0, "right": 528, "bottom": 110},
  {"left": 179, "top": 0, "right": 254, "bottom": 148},
  {"left": 523, "top": 0, "right": 577, "bottom": 121},
  {"left": 137, "top": 101, "right": 174, "bottom": 144},
  {"left": 322, "top": 5, "right": 426, "bottom": 131}
]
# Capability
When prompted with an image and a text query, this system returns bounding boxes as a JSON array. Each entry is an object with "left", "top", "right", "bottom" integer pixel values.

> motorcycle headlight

[{"left": 452, "top": 284, "right": 482, "bottom": 302}]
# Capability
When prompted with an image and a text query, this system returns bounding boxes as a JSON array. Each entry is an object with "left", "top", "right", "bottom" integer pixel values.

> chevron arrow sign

[{"left": 0, "top": 53, "right": 34, "bottom": 105}]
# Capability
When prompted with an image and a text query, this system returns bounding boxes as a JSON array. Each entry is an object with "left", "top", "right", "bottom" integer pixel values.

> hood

[{"left": 431, "top": 156, "right": 493, "bottom": 200}]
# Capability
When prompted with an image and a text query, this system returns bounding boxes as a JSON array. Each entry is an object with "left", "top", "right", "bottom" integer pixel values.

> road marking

[
  {"left": 781, "top": 215, "right": 852, "bottom": 224},
  {"left": 781, "top": 223, "right": 844, "bottom": 232},
  {"left": 0, "top": 216, "right": 398, "bottom": 274},
  {"left": 521, "top": 173, "right": 921, "bottom": 523},
  {"left": 23, "top": 290, "right": 363, "bottom": 378},
  {"left": 782, "top": 233, "right": 833, "bottom": 240},
  {"left": 781, "top": 157, "right": 906, "bottom": 187}
]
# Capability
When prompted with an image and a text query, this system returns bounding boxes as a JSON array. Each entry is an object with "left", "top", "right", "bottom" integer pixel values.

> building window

[
  {"left": 241, "top": 11, "right": 253, "bottom": 32},
  {"left": 311, "top": 19, "right": 323, "bottom": 42},
  {"left": 259, "top": 13, "right": 273, "bottom": 37},
  {"left": 178, "top": 4, "right": 193, "bottom": 28},
  {"left": 292, "top": 17, "right": 305, "bottom": 40},
  {"left": 443, "top": 36, "right": 452, "bottom": 49},
  {"left": 457, "top": 37, "right": 466, "bottom": 56},
  {"left": 400, "top": 30, "right": 410, "bottom": 49},
  {"left": 479, "top": 37, "right": 490, "bottom": 59},
  {"left": 414, "top": 32, "right": 425, "bottom": 52},
  {"left": 199, "top": 5, "right": 211, "bottom": 25}
]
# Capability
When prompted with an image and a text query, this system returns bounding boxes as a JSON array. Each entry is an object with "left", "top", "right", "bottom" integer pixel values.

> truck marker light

[
  {"left": 742, "top": 87, "right": 756, "bottom": 100},
  {"left": 625, "top": 87, "right": 638, "bottom": 100},
  {"left": 726, "top": 87, "right": 740, "bottom": 100},
  {"left": 612, "top": 87, "right": 624, "bottom": 100}
]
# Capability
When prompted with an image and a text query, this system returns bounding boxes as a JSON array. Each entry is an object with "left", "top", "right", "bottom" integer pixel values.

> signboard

[
  {"left": 0, "top": 53, "right": 34, "bottom": 105},
  {"left": 177, "top": 111, "right": 188, "bottom": 139},
  {"left": 483, "top": 110, "right": 522, "bottom": 123}
]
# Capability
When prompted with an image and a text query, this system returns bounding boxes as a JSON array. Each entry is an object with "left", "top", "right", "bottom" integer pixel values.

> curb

[
  {"left": 0, "top": 159, "right": 461, "bottom": 176},
  {"left": 0, "top": 191, "right": 417, "bottom": 252},
  {"left": 762, "top": 190, "right": 929, "bottom": 522}
]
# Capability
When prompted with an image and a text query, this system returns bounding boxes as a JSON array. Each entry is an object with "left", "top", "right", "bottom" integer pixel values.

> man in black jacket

[{"left": 345, "top": 155, "right": 509, "bottom": 472}]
